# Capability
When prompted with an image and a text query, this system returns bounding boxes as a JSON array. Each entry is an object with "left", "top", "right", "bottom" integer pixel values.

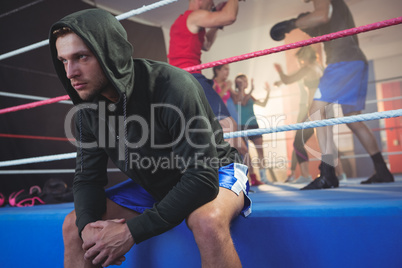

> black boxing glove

[
  {"left": 270, "top": 18, "right": 297, "bottom": 41},
  {"left": 270, "top": 12, "right": 311, "bottom": 41}
]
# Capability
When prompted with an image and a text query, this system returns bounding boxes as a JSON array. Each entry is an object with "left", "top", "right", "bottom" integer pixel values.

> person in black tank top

[{"left": 270, "top": 0, "right": 394, "bottom": 189}]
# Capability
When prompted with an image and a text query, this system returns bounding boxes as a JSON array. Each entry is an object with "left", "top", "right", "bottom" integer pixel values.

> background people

[
  {"left": 234, "top": 74, "right": 272, "bottom": 185},
  {"left": 274, "top": 46, "right": 322, "bottom": 184},
  {"left": 274, "top": 46, "right": 347, "bottom": 184},
  {"left": 212, "top": 64, "right": 240, "bottom": 123},
  {"left": 168, "top": 0, "right": 248, "bottom": 161},
  {"left": 270, "top": 0, "right": 394, "bottom": 189}
]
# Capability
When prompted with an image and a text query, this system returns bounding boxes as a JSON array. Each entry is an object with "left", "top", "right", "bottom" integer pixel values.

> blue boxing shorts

[
  {"left": 314, "top": 61, "right": 368, "bottom": 114},
  {"left": 192, "top": 73, "right": 231, "bottom": 120},
  {"left": 106, "top": 163, "right": 252, "bottom": 217}
]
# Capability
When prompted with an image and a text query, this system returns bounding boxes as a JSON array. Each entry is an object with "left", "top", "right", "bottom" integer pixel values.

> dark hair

[
  {"left": 212, "top": 64, "right": 227, "bottom": 79},
  {"left": 52, "top": 27, "right": 73, "bottom": 39}
]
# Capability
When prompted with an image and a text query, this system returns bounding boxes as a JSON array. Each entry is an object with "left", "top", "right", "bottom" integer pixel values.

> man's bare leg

[
  {"left": 302, "top": 100, "right": 338, "bottom": 189},
  {"left": 344, "top": 111, "right": 380, "bottom": 155},
  {"left": 253, "top": 136, "right": 271, "bottom": 183},
  {"left": 186, "top": 187, "right": 245, "bottom": 268},
  {"left": 309, "top": 100, "right": 334, "bottom": 154},
  {"left": 63, "top": 199, "right": 140, "bottom": 268},
  {"left": 300, "top": 161, "right": 310, "bottom": 177},
  {"left": 345, "top": 111, "right": 394, "bottom": 183}
]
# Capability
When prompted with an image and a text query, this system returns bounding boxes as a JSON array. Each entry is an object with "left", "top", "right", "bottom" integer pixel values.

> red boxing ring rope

[
  {"left": 184, "top": 17, "right": 402, "bottom": 72},
  {"left": 0, "top": 94, "right": 70, "bottom": 115},
  {"left": 0, "top": 17, "right": 401, "bottom": 115},
  {"left": 0, "top": 133, "right": 73, "bottom": 142}
]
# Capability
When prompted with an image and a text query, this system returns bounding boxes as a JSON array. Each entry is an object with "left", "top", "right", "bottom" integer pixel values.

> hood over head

[{"left": 49, "top": 9, "right": 135, "bottom": 105}]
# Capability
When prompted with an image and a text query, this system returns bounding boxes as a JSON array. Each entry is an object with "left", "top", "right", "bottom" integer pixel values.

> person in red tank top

[
  {"left": 168, "top": 1, "right": 251, "bottom": 267},
  {"left": 168, "top": 0, "right": 240, "bottom": 72},
  {"left": 168, "top": 10, "right": 204, "bottom": 73},
  {"left": 168, "top": 0, "right": 252, "bottom": 176}
]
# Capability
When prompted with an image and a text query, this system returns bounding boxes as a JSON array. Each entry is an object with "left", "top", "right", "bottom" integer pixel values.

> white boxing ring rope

[
  {"left": 0, "top": 109, "right": 401, "bottom": 170},
  {"left": 0, "top": 0, "right": 179, "bottom": 61}
]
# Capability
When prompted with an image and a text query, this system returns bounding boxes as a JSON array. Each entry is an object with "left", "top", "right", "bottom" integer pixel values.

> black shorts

[{"left": 239, "top": 124, "right": 262, "bottom": 142}]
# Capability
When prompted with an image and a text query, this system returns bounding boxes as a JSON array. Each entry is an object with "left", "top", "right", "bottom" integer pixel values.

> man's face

[{"left": 55, "top": 32, "right": 111, "bottom": 101}]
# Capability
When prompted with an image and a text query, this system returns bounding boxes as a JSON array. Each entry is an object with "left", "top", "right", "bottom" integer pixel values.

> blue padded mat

[{"left": 1, "top": 177, "right": 401, "bottom": 268}]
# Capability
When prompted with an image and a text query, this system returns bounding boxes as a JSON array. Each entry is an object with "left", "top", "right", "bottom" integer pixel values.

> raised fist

[{"left": 270, "top": 18, "right": 297, "bottom": 41}]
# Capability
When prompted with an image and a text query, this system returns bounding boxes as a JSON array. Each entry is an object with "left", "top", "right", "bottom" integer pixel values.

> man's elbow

[
  {"left": 218, "top": 12, "right": 237, "bottom": 27},
  {"left": 225, "top": 15, "right": 237, "bottom": 26},
  {"left": 196, "top": 178, "right": 219, "bottom": 207},
  {"left": 202, "top": 45, "right": 211, "bottom": 52},
  {"left": 208, "top": 183, "right": 219, "bottom": 201},
  {"left": 315, "top": 10, "right": 331, "bottom": 24},
  {"left": 206, "top": 174, "right": 220, "bottom": 200}
]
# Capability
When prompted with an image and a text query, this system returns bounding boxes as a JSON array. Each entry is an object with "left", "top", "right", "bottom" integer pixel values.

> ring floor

[{"left": 1, "top": 175, "right": 401, "bottom": 268}]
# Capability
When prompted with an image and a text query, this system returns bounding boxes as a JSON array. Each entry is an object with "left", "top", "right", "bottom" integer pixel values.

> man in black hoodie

[{"left": 50, "top": 9, "right": 251, "bottom": 268}]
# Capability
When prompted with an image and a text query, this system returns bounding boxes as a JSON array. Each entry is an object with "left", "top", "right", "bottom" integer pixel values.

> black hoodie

[{"left": 49, "top": 9, "right": 240, "bottom": 243}]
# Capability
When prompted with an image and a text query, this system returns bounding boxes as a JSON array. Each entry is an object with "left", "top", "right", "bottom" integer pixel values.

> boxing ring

[
  {"left": 0, "top": 1, "right": 402, "bottom": 267},
  {"left": 1, "top": 180, "right": 401, "bottom": 268}
]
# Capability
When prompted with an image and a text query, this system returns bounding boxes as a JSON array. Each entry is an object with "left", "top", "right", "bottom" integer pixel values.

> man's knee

[
  {"left": 187, "top": 208, "right": 227, "bottom": 240},
  {"left": 344, "top": 111, "right": 360, "bottom": 128},
  {"left": 346, "top": 120, "right": 363, "bottom": 132},
  {"left": 62, "top": 211, "right": 77, "bottom": 238}
]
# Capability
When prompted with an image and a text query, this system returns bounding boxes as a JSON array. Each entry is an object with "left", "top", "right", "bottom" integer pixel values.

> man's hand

[
  {"left": 82, "top": 219, "right": 135, "bottom": 267},
  {"left": 81, "top": 222, "right": 127, "bottom": 266}
]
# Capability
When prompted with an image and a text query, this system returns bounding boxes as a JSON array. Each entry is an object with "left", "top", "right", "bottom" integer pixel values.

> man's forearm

[
  {"left": 296, "top": 0, "right": 332, "bottom": 29},
  {"left": 203, "top": 28, "right": 219, "bottom": 51},
  {"left": 220, "top": 0, "right": 239, "bottom": 21}
]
